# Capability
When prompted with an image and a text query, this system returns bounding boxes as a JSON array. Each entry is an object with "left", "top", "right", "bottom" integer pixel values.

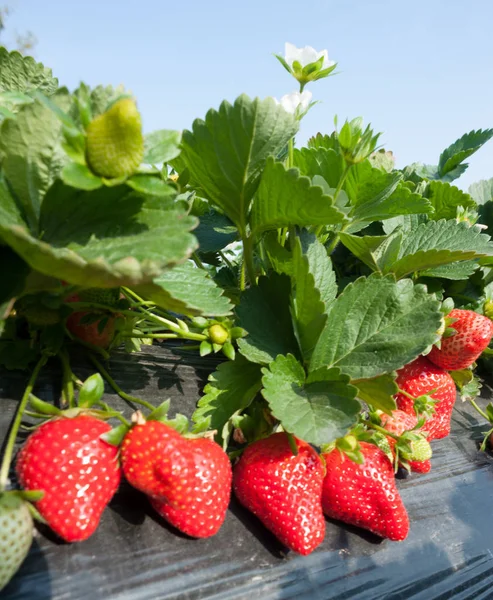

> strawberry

[
  {"left": 121, "top": 420, "right": 232, "bottom": 538},
  {"left": 321, "top": 442, "right": 409, "bottom": 541},
  {"left": 396, "top": 356, "right": 457, "bottom": 440},
  {"left": 233, "top": 433, "right": 325, "bottom": 555},
  {"left": 120, "top": 420, "right": 182, "bottom": 499},
  {"left": 0, "top": 492, "right": 33, "bottom": 591},
  {"left": 65, "top": 290, "right": 118, "bottom": 348},
  {"left": 16, "top": 415, "right": 121, "bottom": 542},
  {"left": 86, "top": 98, "right": 144, "bottom": 179},
  {"left": 65, "top": 311, "right": 116, "bottom": 348},
  {"left": 428, "top": 308, "right": 493, "bottom": 371},
  {"left": 379, "top": 410, "right": 431, "bottom": 474},
  {"left": 148, "top": 438, "right": 232, "bottom": 538}
]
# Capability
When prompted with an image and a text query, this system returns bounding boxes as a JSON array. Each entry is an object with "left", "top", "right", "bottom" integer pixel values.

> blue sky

[{"left": 3, "top": 0, "right": 492, "bottom": 189}]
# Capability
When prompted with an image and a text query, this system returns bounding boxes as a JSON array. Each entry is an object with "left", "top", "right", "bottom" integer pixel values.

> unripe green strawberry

[
  {"left": 484, "top": 301, "right": 493, "bottom": 320},
  {"left": 86, "top": 98, "right": 144, "bottom": 178},
  {"left": 208, "top": 324, "right": 229, "bottom": 345},
  {"left": 0, "top": 492, "right": 33, "bottom": 591},
  {"left": 78, "top": 287, "right": 121, "bottom": 307},
  {"left": 400, "top": 436, "right": 432, "bottom": 462},
  {"left": 17, "top": 304, "right": 60, "bottom": 326}
]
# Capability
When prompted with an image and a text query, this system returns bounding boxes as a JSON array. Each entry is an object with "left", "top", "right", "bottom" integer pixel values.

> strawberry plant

[{"left": 2, "top": 40, "right": 493, "bottom": 588}]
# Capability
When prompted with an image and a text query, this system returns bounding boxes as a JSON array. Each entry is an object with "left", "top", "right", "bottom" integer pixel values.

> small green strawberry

[
  {"left": 0, "top": 492, "right": 33, "bottom": 591},
  {"left": 86, "top": 98, "right": 144, "bottom": 179},
  {"left": 18, "top": 305, "right": 60, "bottom": 326},
  {"left": 400, "top": 436, "right": 432, "bottom": 462},
  {"left": 208, "top": 324, "right": 229, "bottom": 345}
]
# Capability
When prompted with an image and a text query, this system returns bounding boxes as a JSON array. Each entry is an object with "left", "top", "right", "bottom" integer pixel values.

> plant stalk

[
  {"left": 87, "top": 354, "right": 155, "bottom": 412},
  {"left": 0, "top": 355, "right": 47, "bottom": 490}
]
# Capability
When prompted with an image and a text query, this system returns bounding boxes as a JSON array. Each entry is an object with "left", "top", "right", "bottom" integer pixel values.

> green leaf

[
  {"left": 0, "top": 92, "right": 71, "bottom": 233},
  {"left": 61, "top": 162, "right": 103, "bottom": 191},
  {"left": 307, "top": 132, "right": 339, "bottom": 151},
  {"left": 144, "top": 129, "right": 182, "bottom": 164},
  {"left": 469, "top": 178, "right": 493, "bottom": 206},
  {"left": 126, "top": 175, "right": 175, "bottom": 197},
  {"left": 310, "top": 274, "right": 442, "bottom": 379},
  {"left": 261, "top": 354, "right": 360, "bottom": 445},
  {"left": 0, "top": 245, "right": 30, "bottom": 304},
  {"left": 263, "top": 231, "right": 292, "bottom": 275},
  {"left": 78, "top": 373, "right": 105, "bottom": 408},
  {"left": 345, "top": 161, "right": 433, "bottom": 223},
  {"left": 0, "top": 48, "right": 58, "bottom": 95},
  {"left": 237, "top": 272, "right": 299, "bottom": 365},
  {"left": 382, "top": 213, "right": 429, "bottom": 235},
  {"left": 438, "top": 129, "right": 493, "bottom": 178},
  {"left": 291, "top": 230, "right": 337, "bottom": 360},
  {"left": 137, "top": 261, "right": 233, "bottom": 317},
  {"left": 386, "top": 220, "right": 493, "bottom": 279},
  {"left": 0, "top": 182, "right": 198, "bottom": 288},
  {"left": 180, "top": 94, "right": 298, "bottom": 229},
  {"left": 250, "top": 158, "right": 346, "bottom": 234},
  {"left": 293, "top": 147, "right": 344, "bottom": 188},
  {"left": 339, "top": 232, "right": 399, "bottom": 272},
  {"left": 450, "top": 369, "right": 482, "bottom": 402},
  {"left": 426, "top": 181, "right": 476, "bottom": 220},
  {"left": 419, "top": 260, "right": 479, "bottom": 280},
  {"left": 354, "top": 373, "right": 397, "bottom": 414},
  {"left": 194, "top": 210, "right": 238, "bottom": 253},
  {"left": 193, "top": 355, "right": 262, "bottom": 444}
]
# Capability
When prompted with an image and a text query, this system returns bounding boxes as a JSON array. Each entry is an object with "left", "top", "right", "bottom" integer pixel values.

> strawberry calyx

[
  {"left": 321, "top": 425, "right": 374, "bottom": 464},
  {"left": 103, "top": 400, "right": 217, "bottom": 448},
  {"left": 0, "top": 490, "right": 46, "bottom": 524},
  {"left": 398, "top": 387, "right": 437, "bottom": 419}
]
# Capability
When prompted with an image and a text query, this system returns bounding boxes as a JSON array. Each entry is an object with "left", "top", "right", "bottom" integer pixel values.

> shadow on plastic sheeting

[{"left": 2, "top": 538, "right": 51, "bottom": 600}]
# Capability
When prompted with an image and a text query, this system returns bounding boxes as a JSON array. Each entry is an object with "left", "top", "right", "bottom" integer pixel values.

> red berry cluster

[{"left": 13, "top": 309, "right": 493, "bottom": 555}]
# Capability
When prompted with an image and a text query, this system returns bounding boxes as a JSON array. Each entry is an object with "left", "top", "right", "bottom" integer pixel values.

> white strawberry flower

[
  {"left": 284, "top": 42, "right": 335, "bottom": 71},
  {"left": 276, "top": 42, "right": 337, "bottom": 89},
  {"left": 274, "top": 90, "right": 313, "bottom": 118}
]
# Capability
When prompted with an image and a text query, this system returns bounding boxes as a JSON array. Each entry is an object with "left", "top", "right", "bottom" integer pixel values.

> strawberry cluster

[{"left": 8, "top": 308, "right": 493, "bottom": 560}]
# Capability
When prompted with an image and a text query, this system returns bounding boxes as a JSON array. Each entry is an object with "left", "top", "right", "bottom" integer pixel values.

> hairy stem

[{"left": 88, "top": 354, "right": 155, "bottom": 412}]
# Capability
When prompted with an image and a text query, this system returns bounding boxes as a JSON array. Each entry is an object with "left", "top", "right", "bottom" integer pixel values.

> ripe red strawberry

[
  {"left": 16, "top": 415, "right": 121, "bottom": 542},
  {"left": 120, "top": 420, "right": 182, "bottom": 499},
  {"left": 321, "top": 442, "right": 409, "bottom": 541},
  {"left": 396, "top": 356, "right": 457, "bottom": 440},
  {"left": 233, "top": 433, "right": 325, "bottom": 555},
  {"left": 148, "top": 438, "right": 232, "bottom": 538},
  {"left": 65, "top": 291, "right": 117, "bottom": 348},
  {"left": 121, "top": 421, "right": 232, "bottom": 538},
  {"left": 379, "top": 410, "right": 431, "bottom": 474},
  {"left": 66, "top": 311, "right": 116, "bottom": 348},
  {"left": 428, "top": 309, "right": 493, "bottom": 371}
]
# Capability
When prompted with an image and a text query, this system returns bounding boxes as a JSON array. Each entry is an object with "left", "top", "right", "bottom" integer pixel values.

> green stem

[
  {"left": 280, "top": 227, "right": 288, "bottom": 247},
  {"left": 128, "top": 333, "right": 179, "bottom": 340},
  {"left": 64, "top": 326, "right": 111, "bottom": 360},
  {"left": 469, "top": 399, "right": 490, "bottom": 422},
  {"left": 288, "top": 137, "right": 294, "bottom": 169},
  {"left": 191, "top": 252, "right": 207, "bottom": 270},
  {"left": 0, "top": 355, "right": 47, "bottom": 490},
  {"left": 58, "top": 349, "right": 75, "bottom": 408},
  {"left": 88, "top": 354, "right": 156, "bottom": 412},
  {"left": 362, "top": 419, "right": 399, "bottom": 441},
  {"left": 240, "top": 258, "right": 246, "bottom": 291},
  {"left": 242, "top": 234, "right": 257, "bottom": 287}
]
